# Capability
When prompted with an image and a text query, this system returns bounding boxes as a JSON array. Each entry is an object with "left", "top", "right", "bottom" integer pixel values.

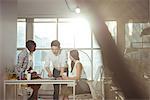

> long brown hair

[{"left": 70, "top": 50, "right": 80, "bottom": 72}]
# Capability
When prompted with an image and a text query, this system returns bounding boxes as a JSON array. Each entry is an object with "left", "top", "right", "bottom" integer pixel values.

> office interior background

[{"left": 0, "top": 0, "right": 150, "bottom": 99}]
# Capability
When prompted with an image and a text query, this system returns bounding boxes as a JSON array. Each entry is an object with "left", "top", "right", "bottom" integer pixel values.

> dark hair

[
  {"left": 26, "top": 40, "right": 36, "bottom": 50},
  {"left": 70, "top": 50, "right": 80, "bottom": 72},
  {"left": 51, "top": 40, "right": 60, "bottom": 48}
]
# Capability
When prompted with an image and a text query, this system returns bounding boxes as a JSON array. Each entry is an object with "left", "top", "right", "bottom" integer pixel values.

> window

[
  {"left": 17, "top": 18, "right": 117, "bottom": 80},
  {"left": 16, "top": 19, "right": 26, "bottom": 63},
  {"left": 125, "top": 22, "right": 150, "bottom": 48},
  {"left": 93, "top": 21, "right": 117, "bottom": 48},
  {"left": 105, "top": 21, "right": 117, "bottom": 43},
  {"left": 93, "top": 50, "right": 103, "bottom": 80},
  {"left": 33, "top": 50, "right": 49, "bottom": 76},
  {"left": 17, "top": 19, "right": 26, "bottom": 48},
  {"left": 58, "top": 18, "right": 91, "bottom": 48},
  {"left": 58, "top": 20, "right": 75, "bottom": 48},
  {"left": 125, "top": 22, "right": 150, "bottom": 76},
  {"left": 92, "top": 21, "right": 117, "bottom": 80},
  {"left": 78, "top": 50, "right": 92, "bottom": 80},
  {"left": 33, "top": 18, "right": 57, "bottom": 48}
]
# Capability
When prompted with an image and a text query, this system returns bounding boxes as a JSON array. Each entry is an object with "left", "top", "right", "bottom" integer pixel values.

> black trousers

[{"left": 53, "top": 68, "right": 60, "bottom": 100}]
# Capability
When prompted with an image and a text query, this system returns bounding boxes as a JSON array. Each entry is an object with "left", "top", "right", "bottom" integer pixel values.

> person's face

[
  {"left": 51, "top": 46, "right": 60, "bottom": 55},
  {"left": 29, "top": 45, "right": 36, "bottom": 53}
]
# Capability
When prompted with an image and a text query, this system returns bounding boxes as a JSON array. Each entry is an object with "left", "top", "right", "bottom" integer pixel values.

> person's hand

[
  {"left": 56, "top": 77, "right": 63, "bottom": 80},
  {"left": 48, "top": 72, "right": 53, "bottom": 77},
  {"left": 62, "top": 75, "right": 69, "bottom": 80},
  {"left": 27, "top": 67, "right": 33, "bottom": 73}
]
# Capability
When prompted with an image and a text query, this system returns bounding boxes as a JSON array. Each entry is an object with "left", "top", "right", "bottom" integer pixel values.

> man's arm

[
  {"left": 60, "top": 50, "right": 68, "bottom": 76},
  {"left": 44, "top": 55, "right": 53, "bottom": 77},
  {"left": 60, "top": 68, "right": 64, "bottom": 76},
  {"left": 45, "top": 67, "right": 53, "bottom": 77}
]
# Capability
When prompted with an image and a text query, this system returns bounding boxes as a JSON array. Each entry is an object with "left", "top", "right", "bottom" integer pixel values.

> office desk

[{"left": 4, "top": 79, "right": 76, "bottom": 100}]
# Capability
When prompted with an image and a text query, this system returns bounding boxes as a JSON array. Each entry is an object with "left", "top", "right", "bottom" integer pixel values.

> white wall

[
  {"left": 0, "top": 0, "right": 2, "bottom": 99},
  {"left": 99, "top": 0, "right": 148, "bottom": 20},
  {"left": 1, "top": 0, "right": 17, "bottom": 67},
  {"left": 0, "top": 0, "right": 17, "bottom": 99},
  {"left": 0, "top": 1, "right": 2, "bottom": 66}
]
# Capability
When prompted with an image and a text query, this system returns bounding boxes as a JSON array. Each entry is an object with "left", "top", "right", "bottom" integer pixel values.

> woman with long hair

[{"left": 60, "top": 49, "right": 90, "bottom": 100}]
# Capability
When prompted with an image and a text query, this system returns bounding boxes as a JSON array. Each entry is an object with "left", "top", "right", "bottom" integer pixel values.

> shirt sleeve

[
  {"left": 44, "top": 53, "right": 54, "bottom": 72},
  {"left": 60, "top": 50, "right": 68, "bottom": 67},
  {"left": 15, "top": 50, "right": 27, "bottom": 76}
]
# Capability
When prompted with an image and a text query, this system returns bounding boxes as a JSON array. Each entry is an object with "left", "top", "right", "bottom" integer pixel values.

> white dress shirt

[{"left": 44, "top": 49, "right": 68, "bottom": 71}]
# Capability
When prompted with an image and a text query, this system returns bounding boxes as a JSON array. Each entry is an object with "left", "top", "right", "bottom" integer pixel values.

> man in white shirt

[{"left": 44, "top": 40, "right": 68, "bottom": 100}]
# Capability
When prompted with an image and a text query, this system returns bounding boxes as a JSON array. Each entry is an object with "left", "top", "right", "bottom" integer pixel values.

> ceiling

[
  {"left": 18, "top": 0, "right": 149, "bottom": 20},
  {"left": 18, "top": 0, "right": 77, "bottom": 17}
]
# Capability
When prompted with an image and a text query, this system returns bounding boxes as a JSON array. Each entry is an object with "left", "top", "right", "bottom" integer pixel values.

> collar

[
  {"left": 57, "top": 49, "right": 61, "bottom": 55},
  {"left": 26, "top": 48, "right": 32, "bottom": 55},
  {"left": 54, "top": 49, "right": 61, "bottom": 56}
]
